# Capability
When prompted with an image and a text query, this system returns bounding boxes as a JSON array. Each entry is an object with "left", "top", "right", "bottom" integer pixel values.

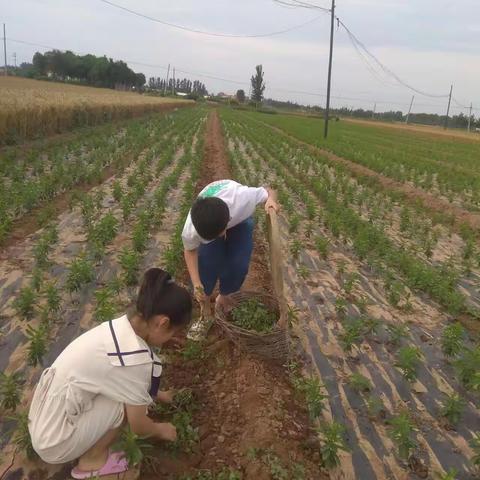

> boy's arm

[{"left": 184, "top": 248, "right": 206, "bottom": 302}]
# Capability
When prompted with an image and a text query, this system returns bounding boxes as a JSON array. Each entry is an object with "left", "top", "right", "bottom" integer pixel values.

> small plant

[
  {"left": 119, "top": 248, "right": 141, "bottom": 286},
  {"left": 113, "top": 426, "right": 152, "bottom": 467},
  {"left": 295, "top": 376, "right": 328, "bottom": 420},
  {"left": 14, "top": 286, "right": 36, "bottom": 319},
  {"left": 132, "top": 220, "right": 150, "bottom": 253},
  {"left": 395, "top": 346, "right": 422, "bottom": 382},
  {"left": 231, "top": 298, "right": 276, "bottom": 333},
  {"left": 388, "top": 412, "right": 416, "bottom": 460},
  {"left": 366, "top": 395, "right": 385, "bottom": 419},
  {"left": 66, "top": 255, "right": 95, "bottom": 293},
  {"left": 362, "top": 317, "right": 380, "bottom": 335},
  {"left": 343, "top": 272, "right": 359, "bottom": 296},
  {"left": 387, "top": 323, "right": 410, "bottom": 346},
  {"left": 297, "top": 263, "right": 310, "bottom": 280},
  {"left": 317, "top": 421, "right": 349, "bottom": 469},
  {"left": 315, "top": 235, "right": 330, "bottom": 259},
  {"left": 439, "top": 393, "right": 465, "bottom": 426},
  {"left": 171, "top": 411, "right": 199, "bottom": 453},
  {"left": 26, "top": 324, "right": 48, "bottom": 367},
  {"left": 339, "top": 319, "right": 364, "bottom": 353},
  {"left": 11, "top": 411, "right": 37, "bottom": 459},
  {"left": 441, "top": 323, "right": 465, "bottom": 358},
  {"left": 348, "top": 373, "right": 372, "bottom": 393},
  {"left": 89, "top": 213, "right": 118, "bottom": 248},
  {"left": 182, "top": 339, "right": 206, "bottom": 362},
  {"left": 470, "top": 431, "right": 480, "bottom": 467},
  {"left": 289, "top": 214, "right": 301, "bottom": 234},
  {"left": 112, "top": 180, "right": 123, "bottom": 203},
  {"left": 454, "top": 346, "right": 480, "bottom": 391},
  {"left": 290, "top": 239, "right": 302, "bottom": 260},
  {"left": 0, "top": 372, "right": 23, "bottom": 411},
  {"left": 44, "top": 282, "right": 61, "bottom": 315},
  {"left": 264, "top": 451, "right": 289, "bottom": 480},
  {"left": 94, "top": 287, "right": 116, "bottom": 323},
  {"left": 335, "top": 296, "right": 348, "bottom": 316}
]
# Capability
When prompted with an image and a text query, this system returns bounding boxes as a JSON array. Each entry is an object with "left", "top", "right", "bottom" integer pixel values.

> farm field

[
  {"left": 0, "top": 77, "right": 192, "bottom": 145},
  {"left": 0, "top": 104, "right": 478, "bottom": 480},
  {"left": 244, "top": 111, "right": 480, "bottom": 215}
]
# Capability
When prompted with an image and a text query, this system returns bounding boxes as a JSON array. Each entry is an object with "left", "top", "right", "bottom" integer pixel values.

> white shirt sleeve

[{"left": 182, "top": 211, "right": 201, "bottom": 250}]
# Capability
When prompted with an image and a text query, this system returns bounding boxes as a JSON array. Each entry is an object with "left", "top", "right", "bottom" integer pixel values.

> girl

[{"left": 28, "top": 268, "right": 192, "bottom": 478}]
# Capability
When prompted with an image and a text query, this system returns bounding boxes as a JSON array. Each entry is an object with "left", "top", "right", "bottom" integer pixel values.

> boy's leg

[
  {"left": 198, "top": 236, "right": 227, "bottom": 296},
  {"left": 219, "top": 217, "right": 254, "bottom": 296}
]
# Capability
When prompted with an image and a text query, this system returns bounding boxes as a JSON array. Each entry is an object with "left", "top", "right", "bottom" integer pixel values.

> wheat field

[{"left": 0, "top": 77, "right": 193, "bottom": 145}]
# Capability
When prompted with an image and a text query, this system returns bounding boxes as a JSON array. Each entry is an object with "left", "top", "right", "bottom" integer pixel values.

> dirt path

[
  {"left": 142, "top": 109, "right": 328, "bottom": 479},
  {"left": 259, "top": 119, "right": 480, "bottom": 234}
]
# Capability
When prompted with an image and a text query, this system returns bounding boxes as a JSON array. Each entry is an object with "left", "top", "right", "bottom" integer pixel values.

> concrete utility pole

[
  {"left": 372, "top": 103, "right": 376, "bottom": 119},
  {"left": 406, "top": 95, "right": 415, "bottom": 124},
  {"left": 444, "top": 84, "right": 453, "bottom": 130},
  {"left": 164, "top": 63, "right": 170, "bottom": 95},
  {"left": 468, "top": 103, "right": 473, "bottom": 133},
  {"left": 3, "top": 24, "right": 7, "bottom": 76},
  {"left": 323, "top": 0, "right": 335, "bottom": 139},
  {"left": 172, "top": 67, "right": 176, "bottom": 95},
  {"left": 13, "top": 52, "right": 16, "bottom": 68}
]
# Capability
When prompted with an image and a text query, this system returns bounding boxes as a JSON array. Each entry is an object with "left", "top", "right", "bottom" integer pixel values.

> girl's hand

[
  {"left": 157, "top": 422, "right": 177, "bottom": 442},
  {"left": 157, "top": 390, "right": 174, "bottom": 404}
]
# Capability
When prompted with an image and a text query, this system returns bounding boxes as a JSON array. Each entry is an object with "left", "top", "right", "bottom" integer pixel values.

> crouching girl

[{"left": 28, "top": 268, "right": 192, "bottom": 478}]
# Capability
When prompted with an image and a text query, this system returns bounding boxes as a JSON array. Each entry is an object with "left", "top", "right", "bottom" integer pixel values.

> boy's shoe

[{"left": 187, "top": 315, "right": 214, "bottom": 341}]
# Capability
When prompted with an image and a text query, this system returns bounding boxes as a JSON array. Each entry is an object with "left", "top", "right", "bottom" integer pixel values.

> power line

[
  {"left": 99, "top": 0, "right": 326, "bottom": 38},
  {"left": 272, "top": 0, "right": 330, "bottom": 12}
]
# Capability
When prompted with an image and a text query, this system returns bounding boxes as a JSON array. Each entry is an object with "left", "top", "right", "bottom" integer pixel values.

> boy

[{"left": 182, "top": 179, "right": 278, "bottom": 331}]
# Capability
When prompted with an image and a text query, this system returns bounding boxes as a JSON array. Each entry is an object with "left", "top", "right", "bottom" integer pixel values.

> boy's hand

[
  {"left": 157, "top": 422, "right": 177, "bottom": 442},
  {"left": 194, "top": 284, "right": 207, "bottom": 304},
  {"left": 265, "top": 197, "right": 279, "bottom": 213}
]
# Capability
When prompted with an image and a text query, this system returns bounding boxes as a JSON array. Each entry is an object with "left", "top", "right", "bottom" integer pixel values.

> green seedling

[
  {"left": 89, "top": 213, "right": 118, "bottom": 247},
  {"left": 171, "top": 410, "right": 199, "bottom": 453},
  {"left": 119, "top": 248, "right": 141, "bottom": 286},
  {"left": 108, "top": 275, "right": 124, "bottom": 296},
  {"left": 291, "top": 462, "right": 306, "bottom": 480},
  {"left": 14, "top": 285, "right": 36, "bottom": 319},
  {"left": 132, "top": 221, "right": 150, "bottom": 253},
  {"left": 348, "top": 373, "right": 372, "bottom": 393},
  {"left": 315, "top": 236, "right": 330, "bottom": 259},
  {"left": 317, "top": 421, "right": 349, "bottom": 469},
  {"left": 112, "top": 180, "right": 123, "bottom": 202},
  {"left": 297, "top": 264, "right": 310, "bottom": 280},
  {"left": 343, "top": 272, "right": 359, "bottom": 296},
  {"left": 388, "top": 412, "right": 416, "bottom": 460},
  {"left": 439, "top": 393, "right": 465, "bottom": 426},
  {"left": 339, "top": 319, "right": 364, "bottom": 353},
  {"left": 94, "top": 287, "right": 116, "bottom": 323},
  {"left": 113, "top": 426, "right": 152, "bottom": 467},
  {"left": 44, "top": 282, "right": 61, "bottom": 315},
  {"left": 304, "top": 221, "right": 314, "bottom": 238},
  {"left": 182, "top": 339, "right": 206, "bottom": 362},
  {"left": 337, "top": 259, "right": 347, "bottom": 275},
  {"left": 395, "top": 346, "right": 422, "bottom": 382},
  {"left": 66, "top": 255, "right": 95, "bottom": 292},
  {"left": 366, "top": 395, "right": 385, "bottom": 419},
  {"left": 290, "top": 239, "right": 302, "bottom": 261},
  {"left": 435, "top": 468, "right": 458, "bottom": 480},
  {"left": 454, "top": 347, "right": 480, "bottom": 391},
  {"left": 0, "top": 372, "right": 23, "bottom": 411},
  {"left": 387, "top": 323, "right": 410, "bottom": 347},
  {"left": 470, "top": 431, "right": 480, "bottom": 467},
  {"left": 30, "top": 268, "right": 43, "bottom": 292},
  {"left": 11, "top": 411, "right": 37, "bottom": 460},
  {"left": 362, "top": 317, "right": 380, "bottom": 335},
  {"left": 441, "top": 322, "right": 465, "bottom": 358},
  {"left": 231, "top": 298, "right": 276, "bottom": 333},
  {"left": 335, "top": 296, "right": 348, "bottom": 316},
  {"left": 289, "top": 214, "right": 301, "bottom": 234},
  {"left": 355, "top": 295, "right": 370, "bottom": 314},
  {"left": 26, "top": 324, "right": 48, "bottom": 367},
  {"left": 264, "top": 451, "right": 289, "bottom": 480},
  {"left": 294, "top": 376, "right": 328, "bottom": 420}
]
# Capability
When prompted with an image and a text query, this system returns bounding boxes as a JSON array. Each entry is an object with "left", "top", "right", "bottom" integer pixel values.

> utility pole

[
  {"left": 372, "top": 103, "right": 376, "bottom": 119},
  {"left": 468, "top": 103, "right": 473, "bottom": 133},
  {"left": 323, "top": 0, "right": 335, "bottom": 139},
  {"left": 3, "top": 24, "right": 7, "bottom": 76},
  {"left": 13, "top": 52, "right": 16, "bottom": 68},
  {"left": 405, "top": 95, "right": 415, "bottom": 124},
  {"left": 444, "top": 84, "right": 453, "bottom": 130},
  {"left": 164, "top": 63, "right": 170, "bottom": 96},
  {"left": 172, "top": 67, "right": 176, "bottom": 95}
]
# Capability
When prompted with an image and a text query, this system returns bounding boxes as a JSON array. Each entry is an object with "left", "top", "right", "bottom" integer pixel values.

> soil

[
  {"left": 259, "top": 120, "right": 480, "bottom": 234},
  {"left": 141, "top": 110, "right": 327, "bottom": 479}
]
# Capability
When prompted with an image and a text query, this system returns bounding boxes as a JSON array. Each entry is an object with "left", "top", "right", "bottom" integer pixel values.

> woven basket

[{"left": 215, "top": 290, "right": 290, "bottom": 362}]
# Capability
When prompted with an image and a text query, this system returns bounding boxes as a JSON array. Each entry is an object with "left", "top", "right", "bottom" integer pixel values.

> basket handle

[{"left": 266, "top": 208, "right": 288, "bottom": 328}]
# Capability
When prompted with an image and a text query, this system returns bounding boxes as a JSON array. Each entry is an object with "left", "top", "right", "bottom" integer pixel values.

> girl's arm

[{"left": 126, "top": 404, "right": 177, "bottom": 441}]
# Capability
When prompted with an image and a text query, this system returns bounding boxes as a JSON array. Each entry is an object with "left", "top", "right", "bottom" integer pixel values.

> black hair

[
  {"left": 136, "top": 268, "right": 192, "bottom": 327},
  {"left": 191, "top": 197, "right": 229, "bottom": 240}
]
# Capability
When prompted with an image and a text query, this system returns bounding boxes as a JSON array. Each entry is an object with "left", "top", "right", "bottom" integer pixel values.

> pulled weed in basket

[{"left": 231, "top": 298, "right": 277, "bottom": 333}]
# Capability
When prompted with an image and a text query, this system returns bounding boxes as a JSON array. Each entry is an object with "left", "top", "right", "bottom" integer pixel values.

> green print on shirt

[{"left": 200, "top": 181, "right": 229, "bottom": 198}]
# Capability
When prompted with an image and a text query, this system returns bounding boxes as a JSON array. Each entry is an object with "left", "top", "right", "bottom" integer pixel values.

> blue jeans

[{"left": 199, "top": 217, "right": 254, "bottom": 296}]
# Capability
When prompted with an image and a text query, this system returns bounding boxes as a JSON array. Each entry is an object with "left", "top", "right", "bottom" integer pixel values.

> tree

[
  {"left": 250, "top": 65, "right": 265, "bottom": 105},
  {"left": 236, "top": 89, "right": 246, "bottom": 103}
]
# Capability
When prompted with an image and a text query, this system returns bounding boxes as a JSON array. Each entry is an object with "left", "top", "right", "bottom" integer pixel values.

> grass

[{"left": 230, "top": 298, "right": 277, "bottom": 333}]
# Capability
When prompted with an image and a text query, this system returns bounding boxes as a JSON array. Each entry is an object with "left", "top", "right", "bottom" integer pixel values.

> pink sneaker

[{"left": 71, "top": 451, "right": 128, "bottom": 479}]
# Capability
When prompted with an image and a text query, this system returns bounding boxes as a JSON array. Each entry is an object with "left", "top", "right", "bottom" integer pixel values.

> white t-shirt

[{"left": 181, "top": 179, "right": 268, "bottom": 251}]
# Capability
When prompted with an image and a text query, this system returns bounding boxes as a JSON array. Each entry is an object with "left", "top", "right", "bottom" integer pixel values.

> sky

[{"left": 1, "top": 0, "right": 479, "bottom": 115}]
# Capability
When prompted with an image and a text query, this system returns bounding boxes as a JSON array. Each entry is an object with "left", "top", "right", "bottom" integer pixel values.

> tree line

[
  {"left": 12, "top": 50, "right": 146, "bottom": 89},
  {"left": 147, "top": 77, "right": 208, "bottom": 96}
]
